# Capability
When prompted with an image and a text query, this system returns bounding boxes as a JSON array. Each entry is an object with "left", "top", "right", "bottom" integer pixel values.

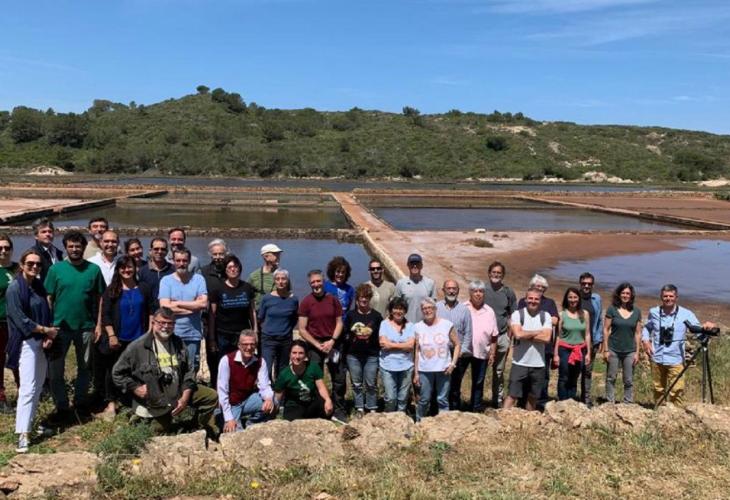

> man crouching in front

[{"left": 113, "top": 307, "right": 219, "bottom": 438}]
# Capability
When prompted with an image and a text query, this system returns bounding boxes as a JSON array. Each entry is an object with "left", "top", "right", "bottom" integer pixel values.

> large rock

[
  {"left": 490, "top": 407, "right": 545, "bottom": 432},
  {"left": 0, "top": 452, "right": 98, "bottom": 498},
  {"left": 138, "top": 430, "right": 223, "bottom": 479},
  {"left": 543, "top": 400, "right": 593, "bottom": 429},
  {"left": 685, "top": 404, "right": 730, "bottom": 434},
  {"left": 592, "top": 403, "right": 654, "bottom": 431},
  {"left": 417, "top": 411, "right": 499, "bottom": 445},
  {"left": 219, "top": 419, "right": 344, "bottom": 470},
  {"left": 343, "top": 412, "right": 415, "bottom": 456}
]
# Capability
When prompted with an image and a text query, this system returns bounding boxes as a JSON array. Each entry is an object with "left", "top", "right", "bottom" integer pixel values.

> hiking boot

[{"left": 16, "top": 433, "right": 30, "bottom": 453}]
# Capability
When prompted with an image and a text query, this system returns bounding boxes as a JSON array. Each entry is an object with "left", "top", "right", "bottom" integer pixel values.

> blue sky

[{"left": 1, "top": 0, "right": 729, "bottom": 133}]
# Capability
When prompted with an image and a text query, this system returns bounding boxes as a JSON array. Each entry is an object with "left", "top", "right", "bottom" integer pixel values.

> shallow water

[
  {"left": 549, "top": 240, "right": 730, "bottom": 302},
  {"left": 6, "top": 235, "right": 371, "bottom": 299},
  {"left": 374, "top": 207, "right": 681, "bottom": 231},
  {"left": 45, "top": 205, "right": 349, "bottom": 229},
  {"left": 75, "top": 176, "right": 660, "bottom": 192}
]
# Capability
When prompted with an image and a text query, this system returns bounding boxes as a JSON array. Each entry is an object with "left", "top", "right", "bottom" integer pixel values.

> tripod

[{"left": 655, "top": 333, "right": 714, "bottom": 408}]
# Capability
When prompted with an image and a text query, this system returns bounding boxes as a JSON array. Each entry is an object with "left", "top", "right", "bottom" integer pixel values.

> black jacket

[
  {"left": 112, "top": 332, "right": 197, "bottom": 417},
  {"left": 31, "top": 241, "right": 63, "bottom": 283}
]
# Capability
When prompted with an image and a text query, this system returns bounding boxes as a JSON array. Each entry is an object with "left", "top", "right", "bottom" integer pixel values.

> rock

[
  {"left": 417, "top": 411, "right": 499, "bottom": 445},
  {"left": 220, "top": 419, "right": 344, "bottom": 470},
  {"left": 543, "top": 400, "right": 593, "bottom": 429},
  {"left": 138, "top": 430, "right": 220, "bottom": 479},
  {"left": 593, "top": 403, "right": 654, "bottom": 430},
  {"left": 655, "top": 404, "right": 696, "bottom": 432},
  {"left": 0, "top": 452, "right": 98, "bottom": 498},
  {"left": 344, "top": 412, "right": 415, "bottom": 456},
  {"left": 25, "top": 165, "right": 72, "bottom": 176},
  {"left": 492, "top": 408, "right": 545, "bottom": 432},
  {"left": 685, "top": 404, "right": 730, "bottom": 434}
]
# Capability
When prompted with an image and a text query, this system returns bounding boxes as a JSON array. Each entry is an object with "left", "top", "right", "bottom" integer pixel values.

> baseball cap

[
  {"left": 407, "top": 253, "right": 423, "bottom": 265},
  {"left": 260, "top": 243, "right": 283, "bottom": 255}
]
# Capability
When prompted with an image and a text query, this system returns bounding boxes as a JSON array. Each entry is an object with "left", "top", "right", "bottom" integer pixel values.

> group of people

[{"left": 0, "top": 217, "right": 716, "bottom": 454}]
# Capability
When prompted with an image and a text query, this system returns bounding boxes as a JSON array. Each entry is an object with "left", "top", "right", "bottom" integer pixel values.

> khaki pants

[{"left": 652, "top": 363, "right": 684, "bottom": 406}]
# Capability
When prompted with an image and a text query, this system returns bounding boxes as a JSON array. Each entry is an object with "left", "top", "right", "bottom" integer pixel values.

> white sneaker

[{"left": 16, "top": 433, "right": 29, "bottom": 453}]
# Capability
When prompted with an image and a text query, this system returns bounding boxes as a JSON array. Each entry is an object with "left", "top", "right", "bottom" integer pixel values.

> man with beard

[
  {"left": 158, "top": 248, "right": 208, "bottom": 376},
  {"left": 45, "top": 231, "right": 106, "bottom": 419},
  {"left": 112, "top": 307, "right": 218, "bottom": 437},
  {"left": 484, "top": 261, "right": 517, "bottom": 408},
  {"left": 82, "top": 217, "right": 108, "bottom": 260},
  {"left": 202, "top": 238, "right": 229, "bottom": 386},
  {"left": 577, "top": 272, "right": 603, "bottom": 407},
  {"left": 297, "top": 269, "right": 346, "bottom": 423},
  {"left": 394, "top": 254, "right": 436, "bottom": 324},
  {"left": 139, "top": 238, "right": 174, "bottom": 311},
  {"left": 435, "top": 280, "right": 473, "bottom": 410},
  {"left": 166, "top": 228, "right": 201, "bottom": 275}
]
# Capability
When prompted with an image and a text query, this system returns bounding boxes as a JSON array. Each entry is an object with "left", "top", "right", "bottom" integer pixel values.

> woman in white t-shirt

[{"left": 413, "top": 298, "right": 461, "bottom": 421}]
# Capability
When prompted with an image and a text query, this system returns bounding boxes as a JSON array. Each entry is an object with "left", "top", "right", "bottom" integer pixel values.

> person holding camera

[
  {"left": 641, "top": 284, "right": 715, "bottom": 406},
  {"left": 112, "top": 307, "right": 219, "bottom": 437}
]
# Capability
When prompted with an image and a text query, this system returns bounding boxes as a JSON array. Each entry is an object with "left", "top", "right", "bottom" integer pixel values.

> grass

[{"left": 2, "top": 334, "right": 730, "bottom": 498}]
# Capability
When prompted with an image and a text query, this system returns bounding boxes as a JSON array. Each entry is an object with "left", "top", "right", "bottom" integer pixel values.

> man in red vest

[{"left": 217, "top": 330, "right": 276, "bottom": 432}]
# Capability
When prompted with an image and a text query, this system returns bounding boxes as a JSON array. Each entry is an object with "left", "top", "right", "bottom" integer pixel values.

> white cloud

[
  {"left": 483, "top": 0, "right": 657, "bottom": 14},
  {"left": 430, "top": 76, "right": 470, "bottom": 86}
]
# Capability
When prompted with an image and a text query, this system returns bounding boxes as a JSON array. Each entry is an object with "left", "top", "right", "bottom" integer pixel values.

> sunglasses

[
  {"left": 369, "top": 267, "right": 383, "bottom": 272},
  {"left": 25, "top": 261, "right": 42, "bottom": 268},
  {"left": 152, "top": 247, "right": 168, "bottom": 252},
  {"left": 0, "top": 245, "right": 11, "bottom": 251}
]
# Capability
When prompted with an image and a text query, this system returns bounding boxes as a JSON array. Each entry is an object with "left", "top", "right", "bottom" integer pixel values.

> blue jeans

[
  {"left": 219, "top": 392, "right": 268, "bottom": 431},
  {"left": 558, "top": 346, "right": 583, "bottom": 401},
  {"left": 184, "top": 340, "right": 201, "bottom": 377},
  {"left": 48, "top": 329, "right": 92, "bottom": 410},
  {"left": 381, "top": 367, "right": 413, "bottom": 412},
  {"left": 261, "top": 335, "right": 292, "bottom": 381},
  {"left": 416, "top": 371, "right": 450, "bottom": 421},
  {"left": 346, "top": 354, "right": 379, "bottom": 411}
]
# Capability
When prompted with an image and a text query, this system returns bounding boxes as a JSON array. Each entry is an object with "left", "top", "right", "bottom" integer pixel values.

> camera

[
  {"left": 659, "top": 326, "right": 674, "bottom": 346},
  {"left": 684, "top": 320, "right": 720, "bottom": 338},
  {"left": 159, "top": 371, "right": 173, "bottom": 385}
]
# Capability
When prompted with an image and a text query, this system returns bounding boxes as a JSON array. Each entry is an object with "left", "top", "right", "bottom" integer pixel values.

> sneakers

[
  {"left": 36, "top": 425, "right": 54, "bottom": 437},
  {"left": 16, "top": 433, "right": 30, "bottom": 453},
  {"left": 331, "top": 412, "right": 348, "bottom": 425},
  {"left": 354, "top": 409, "right": 365, "bottom": 420}
]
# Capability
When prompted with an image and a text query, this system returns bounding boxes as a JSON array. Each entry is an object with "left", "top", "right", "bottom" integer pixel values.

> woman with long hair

[
  {"left": 7, "top": 249, "right": 58, "bottom": 453},
  {"left": 602, "top": 282, "right": 642, "bottom": 403},
  {"left": 97, "top": 256, "right": 153, "bottom": 417},
  {"left": 324, "top": 256, "right": 354, "bottom": 317},
  {"left": 554, "top": 287, "right": 591, "bottom": 401}
]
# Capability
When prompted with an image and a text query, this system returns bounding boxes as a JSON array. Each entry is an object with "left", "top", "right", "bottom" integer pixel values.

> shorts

[{"left": 508, "top": 364, "right": 545, "bottom": 400}]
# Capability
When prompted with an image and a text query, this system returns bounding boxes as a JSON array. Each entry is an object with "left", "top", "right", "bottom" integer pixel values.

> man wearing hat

[
  {"left": 394, "top": 254, "right": 436, "bottom": 324},
  {"left": 248, "top": 243, "right": 283, "bottom": 309}
]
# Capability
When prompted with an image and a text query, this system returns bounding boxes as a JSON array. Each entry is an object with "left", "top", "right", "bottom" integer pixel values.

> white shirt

[
  {"left": 87, "top": 253, "right": 117, "bottom": 286},
  {"left": 510, "top": 308, "right": 551, "bottom": 368},
  {"left": 217, "top": 352, "right": 273, "bottom": 422}
]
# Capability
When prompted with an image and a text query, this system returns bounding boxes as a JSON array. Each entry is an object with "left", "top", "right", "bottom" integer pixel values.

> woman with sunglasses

[
  {"left": 0, "top": 233, "right": 20, "bottom": 413},
  {"left": 98, "top": 256, "right": 153, "bottom": 418},
  {"left": 6, "top": 249, "right": 58, "bottom": 453}
]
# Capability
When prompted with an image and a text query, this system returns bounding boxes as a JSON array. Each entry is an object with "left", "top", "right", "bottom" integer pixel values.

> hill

[{"left": 1, "top": 87, "right": 729, "bottom": 181}]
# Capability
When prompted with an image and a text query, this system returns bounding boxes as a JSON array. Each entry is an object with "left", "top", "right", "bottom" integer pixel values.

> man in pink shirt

[{"left": 463, "top": 280, "right": 499, "bottom": 411}]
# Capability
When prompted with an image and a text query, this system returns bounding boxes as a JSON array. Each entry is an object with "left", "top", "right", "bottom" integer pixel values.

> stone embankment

[{"left": 1, "top": 401, "right": 729, "bottom": 498}]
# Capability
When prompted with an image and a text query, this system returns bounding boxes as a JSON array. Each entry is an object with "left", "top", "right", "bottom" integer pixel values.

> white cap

[{"left": 260, "top": 243, "right": 283, "bottom": 255}]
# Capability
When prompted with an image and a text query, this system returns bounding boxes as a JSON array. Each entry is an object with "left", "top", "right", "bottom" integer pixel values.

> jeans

[
  {"left": 261, "top": 335, "right": 292, "bottom": 382},
  {"left": 450, "top": 356, "right": 488, "bottom": 411},
  {"left": 220, "top": 392, "right": 269, "bottom": 431},
  {"left": 416, "top": 371, "right": 450, "bottom": 421},
  {"left": 346, "top": 354, "right": 379, "bottom": 411},
  {"left": 381, "top": 367, "right": 413, "bottom": 412},
  {"left": 606, "top": 350, "right": 635, "bottom": 403},
  {"left": 580, "top": 342, "right": 601, "bottom": 404},
  {"left": 557, "top": 346, "right": 583, "bottom": 401},
  {"left": 48, "top": 329, "right": 92, "bottom": 411},
  {"left": 183, "top": 340, "right": 201, "bottom": 379},
  {"left": 308, "top": 345, "right": 346, "bottom": 419},
  {"left": 492, "top": 333, "right": 510, "bottom": 407}
]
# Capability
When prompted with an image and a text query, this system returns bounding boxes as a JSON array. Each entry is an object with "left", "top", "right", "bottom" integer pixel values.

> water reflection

[
  {"left": 45, "top": 205, "right": 349, "bottom": 229},
  {"left": 375, "top": 207, "right": 680, "bottom": 232},
  {"left": 549, "top": 240, "right": 730, "bottom": 302},
  {"left": 6, "top": 235, "right": 371, "bottom": 299}
]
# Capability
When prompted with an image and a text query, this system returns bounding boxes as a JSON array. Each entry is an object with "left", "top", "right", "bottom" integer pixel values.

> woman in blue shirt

[
  {"left": 323, "top": 256, "right": 354, "bottom": 317},
  {"left": 378, "top": 297, "right": 416, "bottom": 413},
  {"left": 99, "top": 256, "right": 153, "bottom": 417},
  {"left": 258, "top": 269, "right": 299, "bottom": 380}
]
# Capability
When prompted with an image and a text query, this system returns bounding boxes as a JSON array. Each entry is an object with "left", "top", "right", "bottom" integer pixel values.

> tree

[
  {"left": 402, "top": 106, "right": 424, "bottom": 127},
  {"left": 9, "top": 106, "right": 45, "bottom": 143},
  {"left": 47, "top": 113, "right": 89, "bottom": 148},
  {"left": 485, "top": 136, "right": 508, "bottom": 152},
  {"left": 196, "top": 85, "right": 210, "bottom": 95}
]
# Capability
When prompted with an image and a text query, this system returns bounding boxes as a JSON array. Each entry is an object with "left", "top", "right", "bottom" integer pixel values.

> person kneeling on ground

[
  {"left": 503, "top": 287, "right": 552, "bottom": 411},
  {"left": 112, "top": 307, "right": 219, "bottom": 437},
  {"left": 274, "top": 339, "right": 333, "bottom": 421},
  {"left": 217, "top": 330, "right": 276, "bottom": 432}
]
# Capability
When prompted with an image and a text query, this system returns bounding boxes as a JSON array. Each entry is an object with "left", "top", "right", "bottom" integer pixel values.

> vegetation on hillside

[{"left": 1, "top": 86, "right": 729, "bottom": 181}]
